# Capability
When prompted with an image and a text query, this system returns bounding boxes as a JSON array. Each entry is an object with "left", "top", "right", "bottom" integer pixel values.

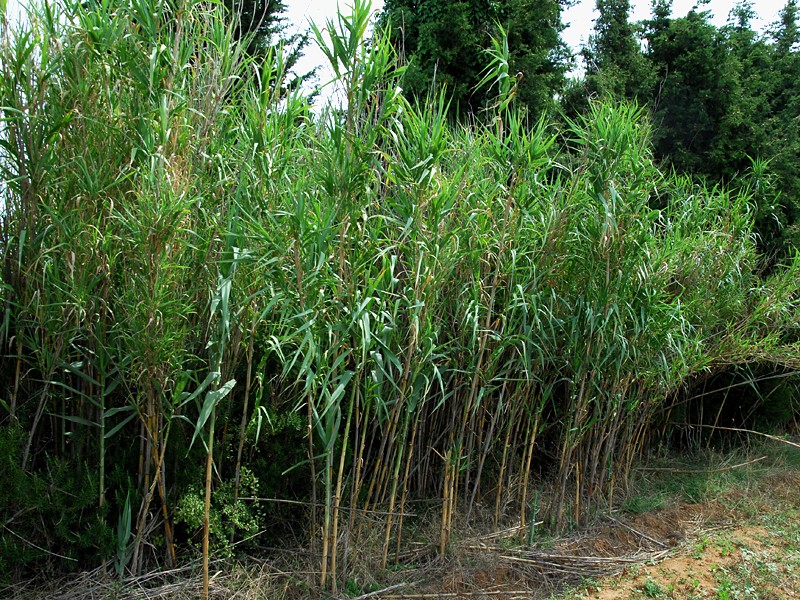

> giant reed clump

[{"left": 1, "top": 0, "right": 797, "bottom": 592}]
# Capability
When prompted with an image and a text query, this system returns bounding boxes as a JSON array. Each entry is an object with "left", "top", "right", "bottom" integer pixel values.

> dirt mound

[
  {"left": 572, "top": 471, "right": 800, "bottom": 600},
  {"left": 419, "top": 470, "right": 800, "bottom": 600}
]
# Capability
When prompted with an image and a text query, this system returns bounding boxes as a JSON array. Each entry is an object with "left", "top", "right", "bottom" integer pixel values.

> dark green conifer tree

[
  {"left": 379, "top": 0, "right": 569, "bottom": 117},
  {"left": 226, "top": 0, "right": 312, "bottom": 86},
  {"left": 583, "top": 0, "right": 653, "bottom": 100},
  {"left": 764, "top": 0, "right": 800, "bottom": 255},
  {"left": 645, "top": 7, "right": 729, "bottom": 174},
  {"left": 643, "top": 0, "right": 800, "bottom": 257}
]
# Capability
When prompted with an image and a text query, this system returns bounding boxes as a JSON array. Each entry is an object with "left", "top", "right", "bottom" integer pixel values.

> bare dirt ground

[
  {"left": 9, "top": 457, "right": 799, "bottom": 599},
  {"left": 554, "top": 470, "right": 800, "bottom": 600},
  {"left": 407, "top": 467, "right": 800, "bottom": 600}
]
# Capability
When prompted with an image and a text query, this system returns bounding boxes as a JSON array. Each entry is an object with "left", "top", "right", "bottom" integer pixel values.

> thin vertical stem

[{"left": 202, "top": 410, "right": 215, "bottom": 600}]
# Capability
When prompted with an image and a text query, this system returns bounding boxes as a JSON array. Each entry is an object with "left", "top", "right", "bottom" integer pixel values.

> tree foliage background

[
  {"left": 568, "top": 0, "right": 800, "bottom": 260},
  {"left": 379, "top": 0, "right": 571, "bottom": 116}
]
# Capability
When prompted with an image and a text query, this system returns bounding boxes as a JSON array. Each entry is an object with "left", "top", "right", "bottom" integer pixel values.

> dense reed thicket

[{"left": 1, "top": 0, "right": 798, "bottom": 591}]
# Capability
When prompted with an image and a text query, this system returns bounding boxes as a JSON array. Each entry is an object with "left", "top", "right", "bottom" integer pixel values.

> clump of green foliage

[
  {"left": 174, "top": 467, "right": 260, "bottom": 554},
  {"left": 0, "top": 426, "right": 114, "bottom": 583}
]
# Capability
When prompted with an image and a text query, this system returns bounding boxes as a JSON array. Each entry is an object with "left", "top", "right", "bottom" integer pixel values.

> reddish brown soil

[{"left": 415, "top": 471, "right": 800, "bottom": 600}]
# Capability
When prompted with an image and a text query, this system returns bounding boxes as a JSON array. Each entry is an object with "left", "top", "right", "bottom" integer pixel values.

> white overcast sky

[
  {"left": 286, "top": 0, "right": 783, "bottom": 48},
  {"left": 284, "top": 0, "right": 785, "bottom": 103},
  {"left": 4, "top": 0, "right": 788, "bottom": 99}
]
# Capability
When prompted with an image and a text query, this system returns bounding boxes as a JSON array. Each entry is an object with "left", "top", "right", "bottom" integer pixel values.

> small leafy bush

[{"left": 174, "top": 467, "right": 260, "bottom": 555}]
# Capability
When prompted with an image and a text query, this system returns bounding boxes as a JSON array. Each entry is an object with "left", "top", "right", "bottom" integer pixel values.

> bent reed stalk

[{"left": 1, "top": 0, "right": 798, "bottom": 591}]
